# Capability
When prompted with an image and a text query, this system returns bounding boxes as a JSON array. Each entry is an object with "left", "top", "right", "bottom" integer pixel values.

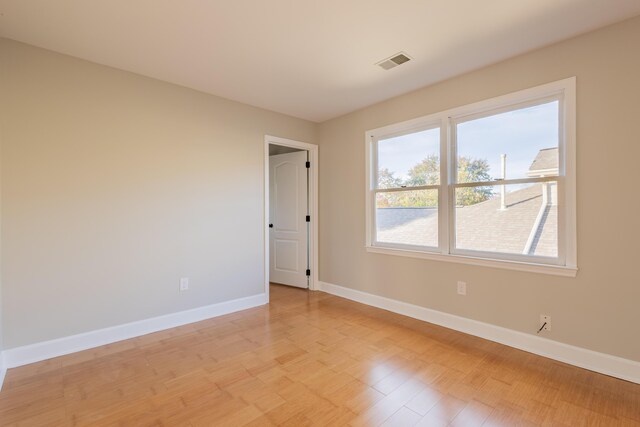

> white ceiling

[{"left": 1, "top": 1, "right": 639, "bottom": 122}]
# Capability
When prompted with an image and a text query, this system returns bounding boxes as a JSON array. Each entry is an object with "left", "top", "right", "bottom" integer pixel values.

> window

[{"left": 365, "top": 78, "right": 576, "bottom": 276}]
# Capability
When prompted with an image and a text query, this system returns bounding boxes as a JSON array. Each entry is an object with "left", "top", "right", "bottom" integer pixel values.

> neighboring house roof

[
  {"left": 455, "top": 184, "right": 557, "bottom": 257},
  {"left": 528, "top": 147, "right": 558, "bottom": 177},
  {"left": 377, "top": 208, "right": 438, "bottom": 248},
  {"left": 377, "top": 183, "right": 557, "bottom": 257}
]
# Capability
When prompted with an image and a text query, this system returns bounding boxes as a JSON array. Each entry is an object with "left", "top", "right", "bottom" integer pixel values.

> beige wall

[
  {"left": 0, "top": 52, "right": 3, "bottom": 354},
  {"left": 317, "top": 16, "right": 640, "bottom": 361},
  {"left": 2, "top": 16, "right": 639, "bottom": 363},
  {"left": 0, "top": 39, "right": 316, "bottom": 349}
]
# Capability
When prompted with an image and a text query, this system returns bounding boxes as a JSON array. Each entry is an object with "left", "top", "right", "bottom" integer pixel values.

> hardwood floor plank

[
  {"left": 380, "top": 406, "right": 422, "bottom": 427},
  {"left": 0, "top": 284, "right": 638, "bottom": 426}
]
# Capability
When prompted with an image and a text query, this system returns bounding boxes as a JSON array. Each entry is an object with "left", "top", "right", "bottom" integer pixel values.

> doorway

[{"left": 264, "top": 135, "right": 318, "bottom": 297}]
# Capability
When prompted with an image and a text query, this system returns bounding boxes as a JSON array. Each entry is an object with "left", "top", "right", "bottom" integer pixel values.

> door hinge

[
  {"left": 305, "top": 215, "right": 310, "bottom": 222},
  {"left": 306, "top": 269, "right": 311, "bottom": 277},
  {"left": 305, "top": 161, "right": 310, "bottom": 168}
]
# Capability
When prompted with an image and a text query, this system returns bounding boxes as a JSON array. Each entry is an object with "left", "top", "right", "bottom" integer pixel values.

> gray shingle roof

[
  {"left": 376, "top": 183, "right": 557, "bottom": 257},
  {"left": 528, "top": 147, "right": 558, "bottom": 174}
]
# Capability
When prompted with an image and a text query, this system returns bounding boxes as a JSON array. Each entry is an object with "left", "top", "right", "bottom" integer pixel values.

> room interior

[{"left": 0, "top": 1, "right": 640, "bottom": 425}]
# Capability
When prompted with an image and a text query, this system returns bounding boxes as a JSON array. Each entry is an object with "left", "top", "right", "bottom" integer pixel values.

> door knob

[{"left": 269, "top": 224, "right": 273, "bottom": 228}]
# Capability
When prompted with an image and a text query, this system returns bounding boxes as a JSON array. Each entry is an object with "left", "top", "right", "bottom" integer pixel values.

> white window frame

[{"left": 365, "top": 78, "right": 577, "bottom": 277}]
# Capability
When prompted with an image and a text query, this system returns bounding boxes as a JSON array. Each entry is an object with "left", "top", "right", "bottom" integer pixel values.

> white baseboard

[
  {"left": 319, "top": 281, "right": 640, "bottom": 384},
  {"left": 1, "top": 293, "right": 268, "bottom": 375}
]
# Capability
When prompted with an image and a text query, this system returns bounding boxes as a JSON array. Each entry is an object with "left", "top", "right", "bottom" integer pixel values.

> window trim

[{"left": 365, "top": 77, "right": 577, "bottom": 277}]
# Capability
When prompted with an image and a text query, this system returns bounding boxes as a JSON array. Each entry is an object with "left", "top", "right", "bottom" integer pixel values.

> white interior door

[{"left": 269, "top": 151, "right": 308, "bottom": 288}]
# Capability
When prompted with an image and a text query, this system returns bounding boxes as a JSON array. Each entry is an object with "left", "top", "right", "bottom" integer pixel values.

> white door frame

[{"left": 264, "top": 135, "right": 319, "bottom": 298}]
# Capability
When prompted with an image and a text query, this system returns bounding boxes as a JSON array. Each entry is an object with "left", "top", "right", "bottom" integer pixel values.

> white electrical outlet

[
  {"left": 179, "top": 277, "right": 189, "bottom": 292},
  {"left": 457, "top": 281, "right": 467, "bottom": 295},
  {"left": 539, "top": 314, "right": 551, "bottom": 332}
]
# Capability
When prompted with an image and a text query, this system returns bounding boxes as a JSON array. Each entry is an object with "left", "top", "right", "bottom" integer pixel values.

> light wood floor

[{"left": 1, "top": 285, "right": 639, "bottom": 426}]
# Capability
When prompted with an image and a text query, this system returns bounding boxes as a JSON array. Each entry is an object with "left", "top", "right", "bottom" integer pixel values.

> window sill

[{"left": 365, "top": 246, "right": 578, "bottom": 277}]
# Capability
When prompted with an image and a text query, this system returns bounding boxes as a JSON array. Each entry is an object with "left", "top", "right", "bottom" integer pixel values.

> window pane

[
  {"left": 377, "top": 128, "right": 440, "bottom": 189},
  {"left": 456, "top": 101, "right": 559, "bottom": 183},
  {"left": 455, "top": 182, "right": 558, "bottom": 257},
  {"left": 376, "top": 189, "right": 438, "bottom": 247}
]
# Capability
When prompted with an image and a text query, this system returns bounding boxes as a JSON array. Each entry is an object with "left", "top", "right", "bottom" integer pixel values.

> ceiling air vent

[{"left": 376, "top": 52, "right": 412, "bottom": 70}]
